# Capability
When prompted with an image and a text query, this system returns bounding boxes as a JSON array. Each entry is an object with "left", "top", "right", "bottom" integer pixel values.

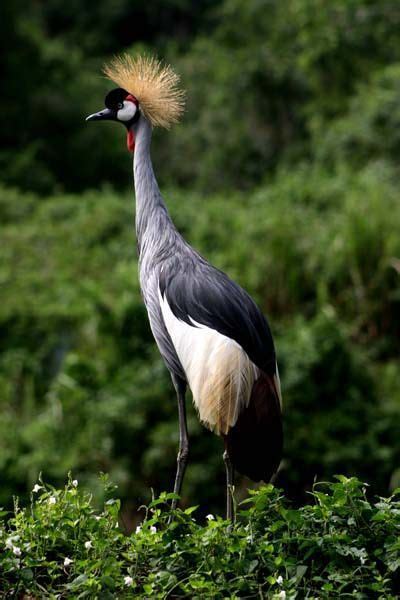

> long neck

[{"left": 133, "top": 117, "right": 174, "bottom": 256}]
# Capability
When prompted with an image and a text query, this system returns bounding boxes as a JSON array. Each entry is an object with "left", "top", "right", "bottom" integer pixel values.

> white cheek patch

[{"left": 117, "top": 100, "right": 137, "bottom": 122}]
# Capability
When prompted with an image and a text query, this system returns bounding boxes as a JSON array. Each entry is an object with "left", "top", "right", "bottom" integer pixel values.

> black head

[
  {"left": 86, "top": 88, "right": 140, "bottom": 128},
  {"left": 86, "top": 88, "right": 140, "bottom": 152}
]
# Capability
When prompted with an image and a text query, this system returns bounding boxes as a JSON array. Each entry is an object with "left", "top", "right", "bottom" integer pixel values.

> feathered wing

[
  {"left": 226, "top": 371, "right": 282, "bottom": 482},
  {"left": 159, "top": 260, "right": 283, "bottom": 481},
  {"left": 159, "top": 260, "right": 277, "bottom": 373},
  {"left": 159, "top": 288, "right": 259, "bottom": 434}
]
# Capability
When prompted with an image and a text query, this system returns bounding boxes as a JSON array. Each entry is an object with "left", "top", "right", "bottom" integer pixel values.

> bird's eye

[{"left": 117, "top": 102, "right": 123, "bottom": 110}]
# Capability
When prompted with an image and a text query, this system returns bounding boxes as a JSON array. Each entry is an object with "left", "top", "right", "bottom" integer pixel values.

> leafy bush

[
  {"left": 1, "top": 476, "right": 399, "bottom": 597},
  {"left": 1, "top": 165, "right": 399, "bottom": 513},
  {"left": 3, "top": 0, "right": 400, "bottom": 193},
  {"left": 316, "top": 64, "right": 400, "bottom": 169}
]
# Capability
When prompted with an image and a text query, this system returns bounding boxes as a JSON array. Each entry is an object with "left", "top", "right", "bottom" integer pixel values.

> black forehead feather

[{"left": 105, "top": 88, "right": 129, "bottom": 109}]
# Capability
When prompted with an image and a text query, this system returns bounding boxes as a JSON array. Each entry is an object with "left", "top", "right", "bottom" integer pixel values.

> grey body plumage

[
  {"left": 86, "top": 61, "right": 283, "bottom": 518},
  {"left": 133, "top": 116, "right": 282, "bottom": 488},
  {"left": 134, "top": 117, "right": 277, "bottom": 381}
]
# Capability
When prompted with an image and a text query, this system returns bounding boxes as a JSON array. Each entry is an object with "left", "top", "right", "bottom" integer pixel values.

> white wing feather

[{"left": 159, "top": 289, "right": 259, "bottom": 434}]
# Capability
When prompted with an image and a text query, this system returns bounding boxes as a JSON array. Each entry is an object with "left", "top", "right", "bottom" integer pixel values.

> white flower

[
  {"left": 150, "top": 526, "right": 157, "bottom": 534},
  {"left": 358, "top": 547, "right": 367, "bottom": 565},
  {"left": 277, "top": 592, "right": 286, "bottom": 599},
  {"left": 72, "top": 480, "right": 78, "bottom": 487},
  {"left": 124, "top": 575, "right": 133, "bottom": 586},
  {"left": 5, "top": 536, "right": 20, "bottom": 553},
  {"left": 48, "top": 496, "right": 57, "bottom": 505},
  {"left": 64, "top": 557, "right": 73, "bottom": 567},
  {"left": 206, "top": 514, "right": 214, "bottom": 521},
  {"left": 32, "top": 484, "right": 42, "bottom": 493},
  {"left": 84, "top": 540, "right": 92, "bottom": 550},
  {"left": 94, "top": 515, "right": 101, "bottom": 521},
  {"left": 277, "top": 575, "right": 283, "bottom": 585},
  {"left": 135, "top": 526, "right": 142, "bottom": 534}
]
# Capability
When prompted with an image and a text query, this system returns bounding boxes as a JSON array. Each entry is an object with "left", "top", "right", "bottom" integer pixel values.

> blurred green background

[{"left": 1, "top": 0, "right": 399, "bottom": 519}]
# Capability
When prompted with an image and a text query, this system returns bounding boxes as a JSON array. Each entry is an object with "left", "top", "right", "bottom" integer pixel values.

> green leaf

[{"left": 184, "top": 506, "right": 199, "bottom": 515}]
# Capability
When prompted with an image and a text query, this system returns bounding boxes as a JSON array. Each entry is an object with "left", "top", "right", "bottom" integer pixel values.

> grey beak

[{"left": 86, "top": 108, "right": 115, "bottom": 122}]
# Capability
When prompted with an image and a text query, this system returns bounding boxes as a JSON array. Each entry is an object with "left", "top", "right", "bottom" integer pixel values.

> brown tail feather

[{"left": 225, "top": 372, "right": 283, "bottom": 482}]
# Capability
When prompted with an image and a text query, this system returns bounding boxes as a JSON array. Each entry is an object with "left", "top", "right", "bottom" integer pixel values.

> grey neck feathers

[{"left": 133, "top": 117, "right": 177, "bottom": 261}]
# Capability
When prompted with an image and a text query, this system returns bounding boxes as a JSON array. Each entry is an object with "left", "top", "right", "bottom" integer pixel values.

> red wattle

[
  {"left": 127, "top": 130, "right": 135, "bottom": 152},
  {"left": 126, "top": 94, "right": 138, "bottom": 106}
]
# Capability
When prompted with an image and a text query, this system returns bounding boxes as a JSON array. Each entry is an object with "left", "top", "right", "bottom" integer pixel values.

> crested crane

[{"left": 86, "top": 55, "right": 283, "bottom": 519}]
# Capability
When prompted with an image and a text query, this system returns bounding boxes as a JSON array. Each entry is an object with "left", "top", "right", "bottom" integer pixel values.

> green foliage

[
  {"left": 3, "top": 0, "right": 400, "bottom": 192},
  {"left": 0, "top": 162, "right": 399, "bottom": 513},
  {"left": 317, "top": 64, "right": 400, "bottom": 168},
  {"left": 0, "top": 476, "right": 399, "bottom": 597}
]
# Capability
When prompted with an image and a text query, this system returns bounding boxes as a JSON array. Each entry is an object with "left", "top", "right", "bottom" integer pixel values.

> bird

[{"left": 86, "top": 54, "right": 283, "bottom": 520}]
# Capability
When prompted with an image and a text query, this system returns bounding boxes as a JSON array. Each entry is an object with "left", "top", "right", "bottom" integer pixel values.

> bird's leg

[
  {"left": 170, "top": 374, "right": 189, "bottom": 513},
  {"left": 223, "top": 440, "right": 235, "bottom": 522}
]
